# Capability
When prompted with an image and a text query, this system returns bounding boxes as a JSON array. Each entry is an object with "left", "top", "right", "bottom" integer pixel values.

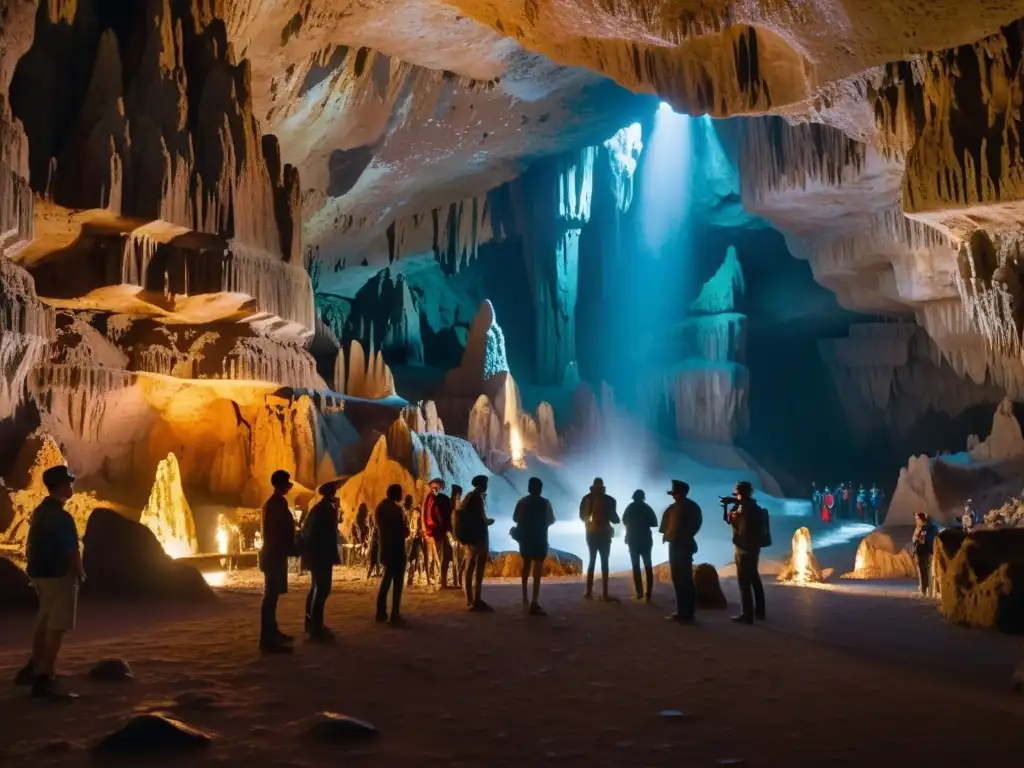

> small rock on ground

[
  {"left": 92, "top": 713, "right": 213, "bottom": 754},
  {"left": 306, "top": 712, "right": 379, "bottom": 742},
  {"left": 88, "top": 658, "right": 133, "bottom": 681}
]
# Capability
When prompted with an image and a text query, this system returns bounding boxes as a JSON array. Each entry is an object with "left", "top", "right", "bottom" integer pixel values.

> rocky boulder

[
  {"left": 81, "top": 509, "right": 214, "bottom": 601},
  {"left": 655, "top": 562, "right": 729, "bottom": 609},
  {"left": 92, "top": 713, "right": 212, "bottom": 755},
  {"left": 933, "top": 528, "right": 1024, "bottom": 633},
  {"left": 0, "top": 556, "right": 37, "bottom": 611},
  {"left": 486, "top": 548, "right": 583, "bottom": 578},
  {"left": 842, "top": 529, "right": 917, "bottom": 580}
]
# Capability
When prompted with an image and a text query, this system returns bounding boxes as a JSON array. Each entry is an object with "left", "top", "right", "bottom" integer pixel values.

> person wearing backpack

[
  {"left": 457, "top": 475, "right": 495, "bottom": 611},
  {"left": 724, "top": 481, "right": 767, "bottom": 624},
  {"left": 578, "top": 478, "right": 620, "bottom": 601},
  {"left": 622, "top": 489, "right": 658, "bottom": 601},
  {"left": 513, "top": 477, "right": 556, "bottom": 615}
]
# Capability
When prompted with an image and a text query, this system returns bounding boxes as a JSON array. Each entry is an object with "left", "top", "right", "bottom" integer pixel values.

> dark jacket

[
  {"left": 302, "top": 499, "right": 341, "bottom": 567},
  {"left": 26, "top": 497, "right": 79, "bottom": 579},
  {"left": 660, "top": 498, "right": 703, "bottom": 552},
  {"left": 579, "top": 492, "right": 619, "bottom": 540},
  {"left": 729, "top": 498, "right": 763, "bottom": 553},
  {"left": 375, "top": 498, "right": 408, "bottom": 564},
  {"left": 513, "top": 493, "right": 554, "bottom": 551},
  {"left": 912, "top": 520, "right": 938, "bottom": 555},
  {"left": 261, "top": 494, "right": 297, "bottom": 569},
  {"left": 456, "top": 489, "right": 489, "bottom": 546},
  {"left": 622, "top": 501, "right": 658, "bottom": 551}
]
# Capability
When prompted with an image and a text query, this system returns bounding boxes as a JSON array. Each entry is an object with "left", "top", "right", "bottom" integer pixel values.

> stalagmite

[
  {"left": 442, "top": 300, "right": 510, "bottom": 397},
  {"left": 969, "top": 397, "right": 1024, "bottom": 461},
  {"left": 333, "top": 339, "right": 396, "bottom": 399},
  {"left": 139, "top": 453, "right": 199, "bottom": 559},
  {"left": 777, "top": 527, "right": 824, "bottom": 584}
]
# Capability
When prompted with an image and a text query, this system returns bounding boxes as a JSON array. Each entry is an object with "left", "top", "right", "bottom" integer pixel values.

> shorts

[{"left": 33, "top": 575, "right": 78, "bottom": 632}]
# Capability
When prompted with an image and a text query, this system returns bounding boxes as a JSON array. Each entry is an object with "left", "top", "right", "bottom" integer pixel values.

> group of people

[
  {"left": 13, "top": 461, "right": 773, "bottom": 698},
  {"left": 812, "top": 482, "right": 886, "bottom": 525}
]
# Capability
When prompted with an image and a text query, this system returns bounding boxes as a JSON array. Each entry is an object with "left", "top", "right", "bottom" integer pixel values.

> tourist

[
  {"left": 660, "top": 480, "right": 703, "bottom": 622},
  {"left": 856, "top": 485, "right": 868, "bottom": 521},
  {"left": 869, "top": 483, "right": 885, "bottom": 525},
  {"left": 302, "top": 481, "right": 342, "bottom": 641},
  {"left": 259, "top": 469, "right": 299, "bottom": 653},
  {"left": 912, "top": 511, "right": 938, "bottom": 596},
  {"left": 405, "top": 494, "right": 426, "bottom": 586},
  {"left": 622, "top": 489, "right": 658, "bottom": 601},
  {"left": 366, "top": 507, "right": 382, "bottom": 579},
  {"left": 512, "top": 476, "right": 555, "bottom": 615},
  {"left": 15, "top": 465, "right": 83, "bottom": 700},
  {"left": 375, "top": 484, "right": 409, "bottom": 625},
  {"left": 449, "top": 484, "right": 465, "bottom": 588},
  {"left": 724, "top": 481, "right": 767, "bottom": 624},
  {"left": 423, "top": 477, "right": 454, "bottom": 587},
  {"left": 456, "top": 475, "right": 494, "bottom": 611},
  {"left": 579, "top": 477, "right": 619, "bottom": 601}
]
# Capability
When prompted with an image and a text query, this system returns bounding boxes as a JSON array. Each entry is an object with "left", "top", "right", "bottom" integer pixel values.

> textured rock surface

[
  {"left": 654, "top": 561, "right": 729, "bottom": 609},
  {"left": 933, "top": 528, "right": 1024, "bottom": 633},
  {"left": 843, "top": 529, "right": 917, "bottom": 580},
  {"left": 486, "top": 548, "right": 583, "bottom": 577}
]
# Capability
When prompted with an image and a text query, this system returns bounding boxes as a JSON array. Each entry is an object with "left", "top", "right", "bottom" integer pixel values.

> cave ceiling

[{"left": 5, "top": 0, "right": 1024, "bottom": 395}]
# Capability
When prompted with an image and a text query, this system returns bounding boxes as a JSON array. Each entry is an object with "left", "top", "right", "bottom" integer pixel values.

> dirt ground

[{"left": 0, "top": 569, "right": 1022, "bottom": 767}]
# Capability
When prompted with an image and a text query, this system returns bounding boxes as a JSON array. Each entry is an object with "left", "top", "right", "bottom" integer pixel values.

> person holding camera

[
  {"left": 659, "top": 480, "right": 703, "bottom": 622},
  {"left": 722, "top": 481, "right": 767, "bottom": 624}
]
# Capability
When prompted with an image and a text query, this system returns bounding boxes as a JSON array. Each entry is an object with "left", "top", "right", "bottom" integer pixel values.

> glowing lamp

[
  {"left": 215, "top": 517, "right": 229, "bottom": 556},
  {"left": 777, "top": 527, "right": 824, "bottom": 584}
]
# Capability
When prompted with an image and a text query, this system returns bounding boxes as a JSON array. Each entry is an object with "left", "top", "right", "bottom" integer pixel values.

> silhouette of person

[
  {"left": 912, "top": 511, "right": 938, "bottom": 597},
  {"left": 660, "top": 480, "right": 703, "bottom": 622},
  {"left": 375, "top": 484, "right": 409, "bottom": 626},
  {"left": 259, "top": 470, "right": 299, "bottom": 653},
  {"left": 302, "top": 481, "right": 341, "bottom": 641},
  {"left": 423, "top": 478, "right": 453, "bottom": 587},
  {"left": 513, "top": 476, "right": 555, "bottom": 615},
  {"left": 449, "top": 484, "right": 465, "bottom": 588},
  {"left": 725, "top": 481, "right": 766, "bottom": 624},
  {"left": 404, "top": 494, "right": 425, "bottom": 586},
  {"left": 622, "top": 489, "right": 658, "bottom": 601},
  {"left": 457, "top": 475, "right": 494, "bottom": 611},
  {"left": 579, "top": 478, "right": 619, "bottom": 601}
]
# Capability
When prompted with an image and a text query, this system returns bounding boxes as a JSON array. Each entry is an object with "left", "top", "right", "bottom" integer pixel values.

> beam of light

[
  {"left": 509, "top": 423, "right": 526, "bottom": 469},
  {"left": 639, "top": 102, "right": 693, "bottom": 258},
  {"left": 215, "top": 516, "right": 229, "bottom": 556}
]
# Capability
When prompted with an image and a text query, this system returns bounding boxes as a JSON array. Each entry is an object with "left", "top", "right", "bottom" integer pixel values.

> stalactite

[
  {"left": 333, "top": 339, "right": 395, "bottom": 399},
  {"left": 603, "top": 123, "right": 644, "bottom": 213}
]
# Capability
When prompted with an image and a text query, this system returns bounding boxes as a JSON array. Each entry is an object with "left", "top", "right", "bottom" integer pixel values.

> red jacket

[{"left": 423, "top": 492, "right": 451, "bottom": 538}]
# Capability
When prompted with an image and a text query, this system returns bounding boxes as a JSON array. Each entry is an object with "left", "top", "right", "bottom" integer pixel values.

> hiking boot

[
  {"left": 583, "top": 592, "right": 594, "bottom": 601},
  {"left": 375, "top": 612, "right": 388, "bottom": 624},
  {"left": 275, "top": 630, "right": 294, "bottom": 644},
  {"left": 470, "top": 600, "right": 494, "bottom": 613},
  {"left": 389, "top": 615, "right": 407, "bottom": 628},
  {"left": 645, "top": 593, "right": 652, "bottom": 603},
  {"left": 31, "top": 676, "right": 77, "bottom": 702},
  {"left": 13, "top": 660, "right": 35, "bottom": 686},
  {"left": 528, "top": 603, "right": 546, "bottom": 616},
  {"left": 307, "top": 627, "right": 336, "bottom": 643},
  {"left": 754, "top": 611, "right": 766, "bottom": 621},
  {"left": 731, "top": 614, "right": 754, "bottom": 625}
]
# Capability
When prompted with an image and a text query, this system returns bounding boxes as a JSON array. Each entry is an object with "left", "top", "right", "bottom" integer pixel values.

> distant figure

[
  {"left": 353, "top": 503, "right": 370, "bottom": 549},
  {"left": 513, "top": 477, "right": 556, "bottom": 615},
  {"left": 810, "top": 483, "right": 822, "bottom": 522},
  {"left": 856, "top": 485, "right": 868, "bottom": 521},
  {"left": 844, "top": 481, "right": 855, "bottom": 519},
  {"left": 15, "top": 465, "right": 83, "bottom": 700},
  {"left": 423, "top": 478, "right": 454, "bottom": 588},
  {"left": 724, "top": 481, "right": 767, "bottom": 624},
  {"left": 404, "top": 495, "right": 426, "bottom": 586},
  {"left": 869, "top": 483, "right": 885, "bottom": 525},
  {"left": 961, "top": 499, "right": 976, "bottom": 532},
  {"left": 449, "top": 484, "right": 466, "bottom": 588},
  {"left": 821, "top": 485, "right": 834, "bottom": 523},
  {"left": 302, "top": 481, "right": 342, "bottom": 641},
  {"left": 259, "top": 470, "right": 299, "bottom": 653},
  {"left": 375, "top": 484, "right": 409, "bottom": 625},
  {"left": 622, "top": 489, "right": 658, "bottom": 601},
  {"left": 912, "top": 511, "right": 938, "bottom": 597},
  {"left": 579, "top": 478, "right": 620, "bottom": 601},
  {"left": 456, "top": 475, "right": 494, "bottom": 611},
  {"left": 660, "top": 480, "right": 703, "bottom": 622}
]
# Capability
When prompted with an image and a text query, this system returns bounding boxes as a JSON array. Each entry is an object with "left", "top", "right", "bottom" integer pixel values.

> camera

[{"left": 720, "top": 495, "right": 738, "bottom": 522}]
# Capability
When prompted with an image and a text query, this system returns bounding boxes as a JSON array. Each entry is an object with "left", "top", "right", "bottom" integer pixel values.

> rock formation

[
  {"left": 777, "top": 527, "right": 825, "bottom": 584},
  {"left": 969, "top": 397, "right": 1024, "bottom": 461},
  {"left": 139, "top": 453, "right": 199, "bottom": 559},
  {"left": 933, "top": 528, "right": 1024, "bottom": 633},
  {"left": 843, "top": 530, "right": 917, "bottom": 581}
]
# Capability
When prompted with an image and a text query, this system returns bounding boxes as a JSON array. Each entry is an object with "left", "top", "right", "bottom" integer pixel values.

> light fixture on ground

[{"left": 777, "top": 527, "right": 824, "bottom": 584}]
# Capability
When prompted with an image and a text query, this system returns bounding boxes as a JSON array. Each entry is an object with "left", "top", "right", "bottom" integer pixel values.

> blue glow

[{"left": 639, "top": 102, "right": 693, "bottom": 257}]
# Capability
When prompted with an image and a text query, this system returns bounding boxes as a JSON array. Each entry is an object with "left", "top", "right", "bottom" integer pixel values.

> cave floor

[{"left": 0, "top": 572, "right": 1021, "bottom": 767}]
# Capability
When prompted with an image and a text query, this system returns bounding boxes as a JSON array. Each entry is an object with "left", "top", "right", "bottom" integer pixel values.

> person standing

[
  {"left": 725, "top": 481, "right": 766, "bottom": 624},
  {"left": 260, "top": 470, "right": 299, "bottom": 653},
  {"left": 622, "top": 489, "right": 658, "bottom": 601},
  {"left": 423, "top": 478, "right": 454, "bottom": 587},
  {"left": 578, "top": 478, "right": 619, "bottom": 601},
  {"left": 513, "top": 477, "right": 556, "bottom": 615},
  {"left": 660, "top": 480, "right": 703, "bottom": 621},
  {"left": 404, "top": 494, "right": 426, "bottom": 586},
  {"left": 302, "top": 482, "right": 342, "bottom": 641},
  {"left": 456, "top": 475, "right": 494, "bottom": 611},
  {"left": 449, "top": 484, "right": 465, "bottom": 588},
  {"left": 15, "top": 466, "right": 84, "bottom": 700},
  {"left": 375, "top": 484, "right": 409, "bottom": 625},
  {"left": 912, "top": 511, "right": 938, "bottom": 596}
]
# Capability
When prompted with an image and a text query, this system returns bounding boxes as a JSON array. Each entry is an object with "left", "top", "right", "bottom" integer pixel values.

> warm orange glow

[
  {"left": 216, "top": 516, "right": 229, "bottom": 556},
  {"left": 203, "top": 570, "right": 227, "bottom": 587},
  {"left": 509, "top": 424, "right": 526, "bottom": 469},
  {"left": 854, "top": 539, "right": 867, "bottom": 572},
  {"left": 156, "top": 534, "right": 194, "bottom": 560},
  {"left": 780, "top": 527, "right": 822, "bottom": 584}
]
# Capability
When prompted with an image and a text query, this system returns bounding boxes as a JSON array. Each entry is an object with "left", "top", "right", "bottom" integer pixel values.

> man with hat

[
  {"left": 578, "top": 478, "right": 619, "bottom": 601},
  {"left": 422, "top": 477, "right": 454, "bottom": 587},
  {"left": 260, "top": 469, "right": 299, "bottom": 652},
  {"left": 659, "top": 480, "right": 703, "bottom": 622},
  {"left": 15, "top": 464, "right": 84, "bottom": 700},
  {"left": 301, "top": 480, "right": 342, "bottom": 641}
]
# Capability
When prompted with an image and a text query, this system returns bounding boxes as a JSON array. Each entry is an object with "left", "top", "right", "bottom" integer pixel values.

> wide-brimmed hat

[
  {"left": 42, "top": 465, "right": 75, "bottom": 490},
  {"left": 318, "top": 480, "right": 340, "bottom": 496},
  {"left": 668, "top": 479, "right": 689, "bottom": 497}
]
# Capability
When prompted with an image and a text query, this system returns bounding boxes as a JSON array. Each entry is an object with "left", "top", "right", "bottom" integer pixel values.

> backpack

[{"left": 757, "top": 503, "right": 772, "bottom": 548}]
